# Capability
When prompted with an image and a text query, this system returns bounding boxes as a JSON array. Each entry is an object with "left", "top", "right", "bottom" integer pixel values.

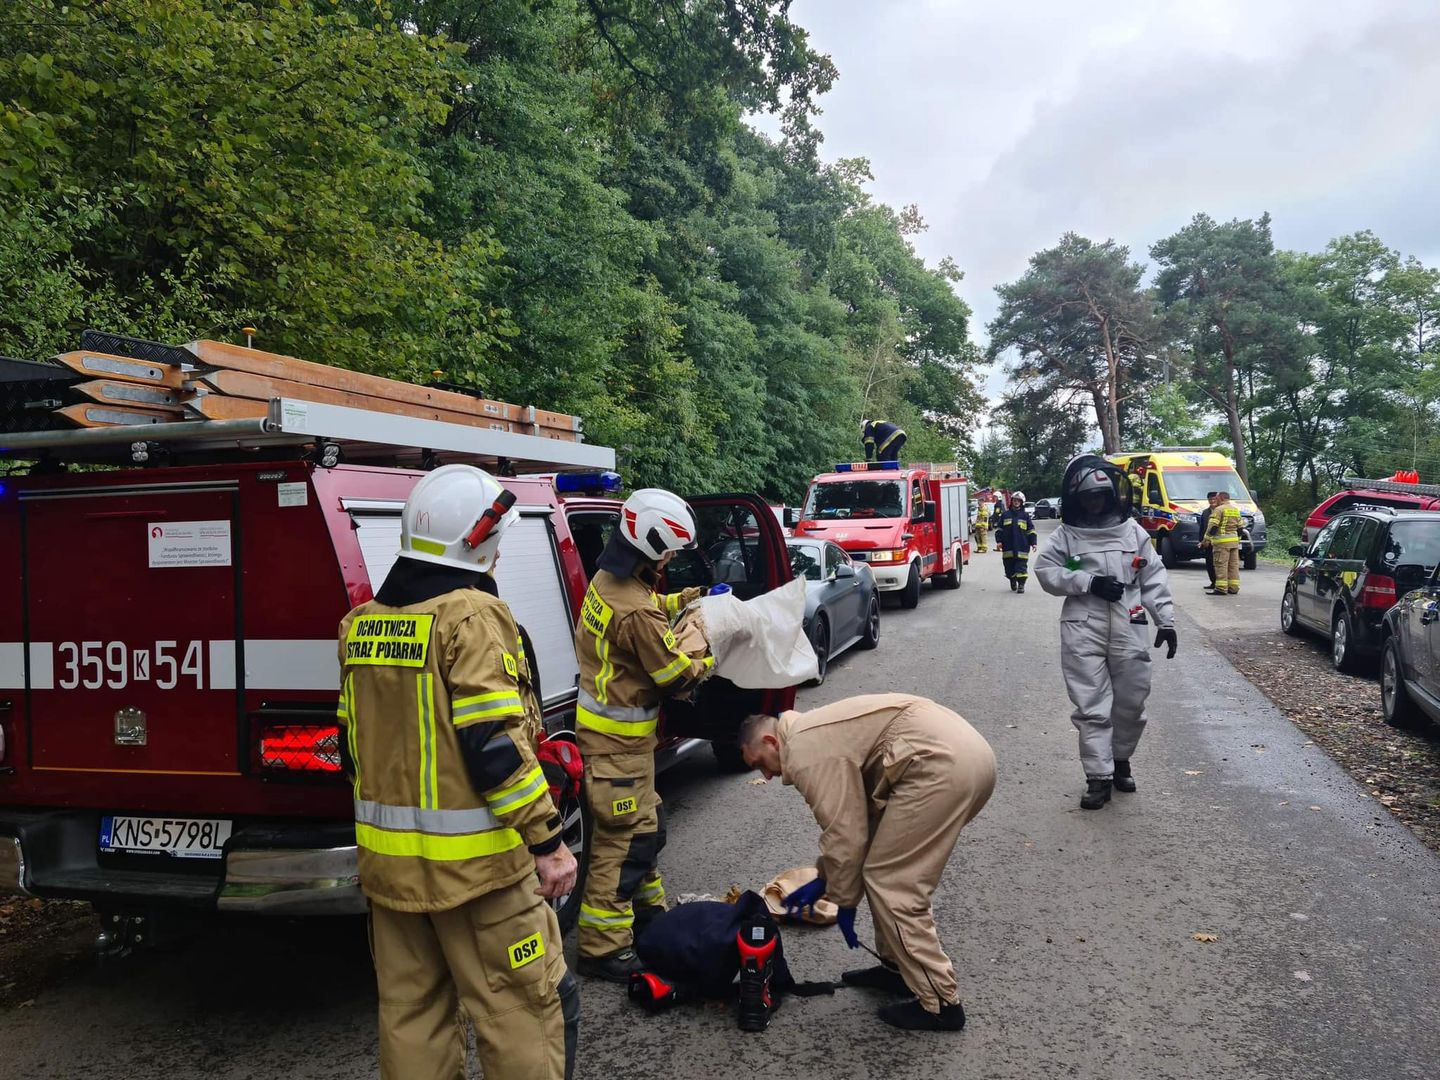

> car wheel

[
  {"left": 1381, "top": 637, "right": 1427, "bottom": 729},
  {"left": 899, "top": 563, "right": 921, "bottom": 609},
  {"left": 1331, "top": 608, "right": 1363, "bottom": 674},
  {"left": 859, "top": 592, "right": 881, "bottom": 650},
  {"left": 1280, "top": 583, "right": 1303, "bottom": 637},
  {"left": 1158, "top": 533, "right": 1177, "bottom": 569},
  {"left": 808, "top": 615, "right": 830, "bottom": 686},
  {"left": 550, "top": 764, "right": 591, "bottom": 934},
  {"left": 1243, "top": 548, "right": 1258, "bottom": 571},
  {"left": 938, "top": 546, "right": 962, "bottom": 589}
]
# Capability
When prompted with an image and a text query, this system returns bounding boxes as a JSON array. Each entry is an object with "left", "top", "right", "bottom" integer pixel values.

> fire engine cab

[
  {"left": 792, "top": 461, "right": 969, "bottom": 608},
  {"left": 0, "top": 334, "right": 794, "bottom": 943}
]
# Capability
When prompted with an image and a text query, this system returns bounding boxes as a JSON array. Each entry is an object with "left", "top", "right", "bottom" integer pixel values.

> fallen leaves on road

[
  {"left": 1293, "top": 971, "right": 1313, "bottom": 982},
  {"left": 747, "top": 777, "right": 767, "bottom": 785},
  {"left": 1184, "top": 770, "right": 1203, "bottom": 776},
  {"left": 1215, "top": 631, "right": 1440, "bottom": 853},
  {"left": 1309, "top": 806, "right": 1323, "bottom": 811},
  {"left": 1191, "top": 932, "right": 1220, "bottom": 943}
]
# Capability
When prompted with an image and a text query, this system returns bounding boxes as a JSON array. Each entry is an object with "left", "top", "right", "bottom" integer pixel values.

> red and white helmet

[{"left": 620, "top": 488, "right": 697, "bottom": 560}]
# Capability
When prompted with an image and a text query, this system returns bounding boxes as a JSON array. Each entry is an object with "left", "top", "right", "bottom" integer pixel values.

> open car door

[{"left": 660, "top": 493, "right": 797, "bottom": 759}]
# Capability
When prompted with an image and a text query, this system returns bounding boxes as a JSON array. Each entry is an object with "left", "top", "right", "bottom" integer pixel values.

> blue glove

[
  {"left": 708, "top": 583, "right": 732, "bottom": 596},
  {"left": 837, "top": 907, "right": 859, "bottom": 949},
  {"left": 783, "top": 876, "right": 826, "bottom": 916}
]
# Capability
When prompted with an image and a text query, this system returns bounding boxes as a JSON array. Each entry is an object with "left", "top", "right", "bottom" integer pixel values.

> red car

[{"left": 1304, "top": 473, "right": 1440, "bottom": 545}]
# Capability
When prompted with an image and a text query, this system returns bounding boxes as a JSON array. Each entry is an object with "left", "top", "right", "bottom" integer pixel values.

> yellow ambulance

[{"left": 1107, "top": 448, "right": 1267, "bottom": 569}]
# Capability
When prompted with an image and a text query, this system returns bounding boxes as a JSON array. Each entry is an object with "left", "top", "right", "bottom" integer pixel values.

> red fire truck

[
  {"left": 0, "top": 380, "right": 793, "bottom": 944},
  {"left": 791, "top": 461, "right": 970, "bottom": 608}
]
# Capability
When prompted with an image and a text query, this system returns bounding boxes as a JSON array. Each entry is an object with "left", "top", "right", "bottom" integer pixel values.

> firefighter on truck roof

[
  {"left": 573, "top": 488, "right": 717, "bottom": 982},
  {"left": 337, "top": 464, "right": 579, "bottom": 1080}
]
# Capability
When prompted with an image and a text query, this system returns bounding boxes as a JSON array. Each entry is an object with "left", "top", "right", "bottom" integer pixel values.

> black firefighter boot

[
  {"left": 1009, "top": 577, "right": 1018, "bottom": 592},
  {"left": 1016, "top": 578, "right": 1026, "bottom": 594},
  {"left": 1080, "top": 777, "right": 1112, "bottom": 810},
  {"left": 1113, "top": 760, "right": 1137, "bottom": 794},
  {"left": 878, "top": 998, "right": 967, "bottom": 1032},
  {"left": 577, "top": 946, "right": 644, "bottom": 984}
]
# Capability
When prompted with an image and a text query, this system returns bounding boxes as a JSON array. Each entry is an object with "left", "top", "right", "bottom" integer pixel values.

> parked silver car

[{"left": 786, "top": 538, "right": 881, "bottom": 685}]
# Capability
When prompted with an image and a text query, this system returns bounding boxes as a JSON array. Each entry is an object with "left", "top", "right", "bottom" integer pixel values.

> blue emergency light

[
  {"left": 834, "top": 461, "right": 901, "bottom": 473},
  {"left": 554, "top": 471, "right": 622, "bottom": 495}
]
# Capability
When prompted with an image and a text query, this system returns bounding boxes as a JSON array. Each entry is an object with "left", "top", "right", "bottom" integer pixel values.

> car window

[
  {"left": 803, "top": 479, "right": 905, "bottom": 519},
  {"left": 911, "top": 479, "right": 925, "bottom": 519},
  {"left": 824, "top": 544, "right": 845, "bottom": 578},
  {"left": 1146, "top": 472, "right": 1163, "bottom": 506},
  {"left": 568, "top": 512, "right": 616, "bottom": 582},
  {"left": 1163, "top": 469, "right": 1250, "bottom": 502},
  {"left": 667, "top": 504, "right": 773, "bottom": 597},
  {"left": 787, "top": 543, "right": 823, "bottom": 581},
  {"left": 1323, "top": 516, "right": 1359, "bottom": 560},
  {"left": 1349, "top": 518, "right": 1381, "bottom": 563},
  {"left": 1308, "top": 519, "right": 1339, "bottom": 558},
  {"left": 1381, "top": 520, "right": 1440, "bottom": 571},
  {"left": 1326, "top": 494, "right": 1423, "bottom": 517}
]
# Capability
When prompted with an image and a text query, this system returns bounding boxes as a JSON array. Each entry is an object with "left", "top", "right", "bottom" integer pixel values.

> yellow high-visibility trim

[
  {"left": 343, "top": 675, "right": 360, "bottom": 799},
  {"left": 410, "top": 538, "right": 446, "bottom": 556},
  {"left": 355, "top": 822, "right": 523, "bottom": 861},
  {"left": 665, "top": 592, "right": 682, "bottom": 616},
  {"left": 417, "top": 673, "right": 438, "bottom": 810},
  {"left": 594, "top": 635, "right": 614, "bottom": 704},
  {"left": 486, "top": 767, "right": 547, "bottom": 815},
  {"left": 578, "top": 903, "right": 634, "bottom": 928},
  {"left": 649, "top": 652, "right": 692, "bottom": 685},
  {"left": 577, "top": 704, "right": 658, "bottom": 738},
  {"left": 455, "top": 690, "right": 520, "bottom": 707}
]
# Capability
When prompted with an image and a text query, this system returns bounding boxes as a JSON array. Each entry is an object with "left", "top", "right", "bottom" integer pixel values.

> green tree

[{"left": 988, "top": 234, "right": 1158, "bottom": 453}]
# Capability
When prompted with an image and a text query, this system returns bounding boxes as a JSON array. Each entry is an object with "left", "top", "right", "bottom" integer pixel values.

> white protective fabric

[
  {"left": 1034, "top": 519, "right": 1175, "bottom": 778},
  {"left": 684, "top": 577, "right": 817, "bottom": 688}
]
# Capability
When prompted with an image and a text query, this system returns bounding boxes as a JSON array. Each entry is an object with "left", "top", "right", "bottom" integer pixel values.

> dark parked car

[
  {"left": 1380, "top": 570, "right": 1440, "bottom": 729},
  {"left": 1033, "top": 498, "right": 1060, "bottom": 520},
  {"left": 1281, "top": 510, "right": 1440, "bottom": 673},
  {"left": 786, "top": 538, "right": 881, "bottom": 685}
]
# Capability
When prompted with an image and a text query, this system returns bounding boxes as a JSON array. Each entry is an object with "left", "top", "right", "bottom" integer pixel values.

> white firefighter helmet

[
  {"left": 399, "top": 464, "right": 518, "bottom": 573},
  {"left": 620, "top": 488, "right": 697, "bottom": 560},
  {"left": 1010, "top": 489, "right": 1027, "bottom": 504}
]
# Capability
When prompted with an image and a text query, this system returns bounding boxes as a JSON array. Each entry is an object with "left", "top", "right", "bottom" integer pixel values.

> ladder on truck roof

[
  {"left": 1341, "top": 476, "right": 1440, "bottom": 498},
  {"left": 0, "top": 331, "right": 614, "bottom": 473}
]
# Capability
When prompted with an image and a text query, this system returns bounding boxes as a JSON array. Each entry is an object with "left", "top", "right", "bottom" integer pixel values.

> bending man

[{"left": 739, "top": 694, "right": 995, "bottom": 1032}]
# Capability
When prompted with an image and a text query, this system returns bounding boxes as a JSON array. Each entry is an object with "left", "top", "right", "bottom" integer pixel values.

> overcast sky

[{"left": 775, "top": 0, "right": 1440, "bottom": 404}]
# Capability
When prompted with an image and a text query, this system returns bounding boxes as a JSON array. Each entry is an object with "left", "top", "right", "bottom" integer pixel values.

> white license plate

[{"left": 100, "top": 815, "right": 233, "bottom": 860}]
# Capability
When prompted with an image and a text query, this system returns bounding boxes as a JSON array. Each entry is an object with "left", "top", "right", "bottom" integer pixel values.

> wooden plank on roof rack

[
  {"left": 73, "top": 379, "right": 188, "bottom": 413},
  {"left": 184, "top": 393, "right": 270, "bottom": 421},
  {"left": 188, "top": 340, "right": 512, "bottom": 415},
  {"left": 57, "top": 403, "right": 176, "bottom": 428},
  {"left": 54, "top": 351, "right": 188, "bottom": 389},
  {"left": 187, "top": 368, "right": 522, "bottom": 430}
]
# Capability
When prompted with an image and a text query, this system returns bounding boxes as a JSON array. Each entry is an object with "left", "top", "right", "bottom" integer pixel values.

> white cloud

[{"left": 782, "top": 0, "right": 1440, "bottom": 407}]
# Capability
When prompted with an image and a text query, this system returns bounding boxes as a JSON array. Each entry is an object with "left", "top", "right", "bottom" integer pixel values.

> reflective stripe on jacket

[
  {"left": 574, "top": 570, "right": 713, "bottom": 757},
  {"left": 1206, "top": 504, "right": 1243, "bottom": 546},
  {"left": 337, "top": 589, "right": 559, "bottom": 912}
]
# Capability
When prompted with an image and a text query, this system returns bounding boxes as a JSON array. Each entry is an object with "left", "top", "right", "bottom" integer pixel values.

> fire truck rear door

[{"left": 21, "top": 482, "right": 243, "bottom": 774}]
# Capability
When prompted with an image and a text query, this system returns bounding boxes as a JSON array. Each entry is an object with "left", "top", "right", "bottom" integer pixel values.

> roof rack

[
  {"left": 0, "top": 398, "right": 615, "bottom": 473},
  {"left": 1114, "top": 447, "right": 1228, "bottom": 456},
  {"left": 1340, "top": 476, "right": 1440, "bottom": 498}
]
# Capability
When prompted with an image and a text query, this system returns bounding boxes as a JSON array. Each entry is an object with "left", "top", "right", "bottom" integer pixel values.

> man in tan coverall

[
  {"left": 740, "top": 694, "right": 995, "bottom": 1032},
  {"left": 573, "top": 487, "right": 716, "bottom": 981},
  {"left": 338, "top": 465, "right": 578, "bottom": 1079}
]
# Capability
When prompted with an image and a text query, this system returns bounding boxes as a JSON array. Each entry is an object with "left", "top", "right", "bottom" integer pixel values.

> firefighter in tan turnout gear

[
  {"left": 739, "top": 694, "right": 996, "bottom": 1033},
  {"left": 337, "top": 465, "right": 579, "bottom": 1080},
  {"left": 574, "top": 487, "right": 716, "bottom": 981}
]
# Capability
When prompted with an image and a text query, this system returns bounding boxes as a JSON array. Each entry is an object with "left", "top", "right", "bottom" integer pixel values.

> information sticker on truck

[{"left": 99, "top": 815, "right": 233, "bottom": 860}]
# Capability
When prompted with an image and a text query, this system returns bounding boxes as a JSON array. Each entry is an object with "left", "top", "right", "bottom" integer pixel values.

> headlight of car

[
  {"left": 1252, "top": 512, "right": 1265, "bottom": 525},
  {"left": 867, "top": 549, "right": 906, "bottom": 563}
]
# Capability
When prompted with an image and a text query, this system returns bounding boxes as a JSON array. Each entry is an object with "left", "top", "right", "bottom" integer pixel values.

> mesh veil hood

[{"left": 1060, "top": 455, "right": 1132, "bottom": 529}]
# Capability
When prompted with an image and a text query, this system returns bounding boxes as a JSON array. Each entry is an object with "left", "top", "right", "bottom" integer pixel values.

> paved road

[{"left": 2, "top": 530, "right": 1437, "bottom": 1079}]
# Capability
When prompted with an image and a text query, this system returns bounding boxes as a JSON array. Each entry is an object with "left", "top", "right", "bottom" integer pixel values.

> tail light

[
  {"left": 259, "top": 724, "right": 342, "bottom": 773},
  {"left": 1360, "top": 575, "right": 1397, "bottom": 609}
]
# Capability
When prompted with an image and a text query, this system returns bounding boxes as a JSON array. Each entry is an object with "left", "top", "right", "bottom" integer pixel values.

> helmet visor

[{"left": 1060, "top": 456, "right": 1131, "bottom": 528}]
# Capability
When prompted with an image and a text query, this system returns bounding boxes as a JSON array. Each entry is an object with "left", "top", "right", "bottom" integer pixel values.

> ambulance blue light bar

[
  {"left": 554, "top": 470, "right": 622, "bottom": 494},
  {"left": 834, "top": 461, "right": 901, "bottom": 472}
]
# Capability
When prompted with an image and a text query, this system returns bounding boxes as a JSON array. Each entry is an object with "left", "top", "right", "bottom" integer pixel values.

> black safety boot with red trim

[
  {"left": 736, "top": 916, "right": 779, "bottom": 1031},
  {"left": 878, "top": 998, "right": 966, "bottom": 1032},
  {"left": 1113, "top": 760, "right": 1137, "bottom": 793}
]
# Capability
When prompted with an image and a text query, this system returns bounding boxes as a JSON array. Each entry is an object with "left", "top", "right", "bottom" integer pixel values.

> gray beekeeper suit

[{"left": 1035, "top": 456, "right": 1177, "bottom": 798}]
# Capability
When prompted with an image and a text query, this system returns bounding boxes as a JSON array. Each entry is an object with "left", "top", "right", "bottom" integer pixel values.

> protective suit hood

[{"left": 1061, "top": 455, "right": 1132, "bottom": 529}]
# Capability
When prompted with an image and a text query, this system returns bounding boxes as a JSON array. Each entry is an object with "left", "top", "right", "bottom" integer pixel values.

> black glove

[
  {"left": 1154, "top": 627, "right": 1178, "bottom": 659},
  {"left": 1088, "top": 574, "right": 1125, "bottom": 602}
]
